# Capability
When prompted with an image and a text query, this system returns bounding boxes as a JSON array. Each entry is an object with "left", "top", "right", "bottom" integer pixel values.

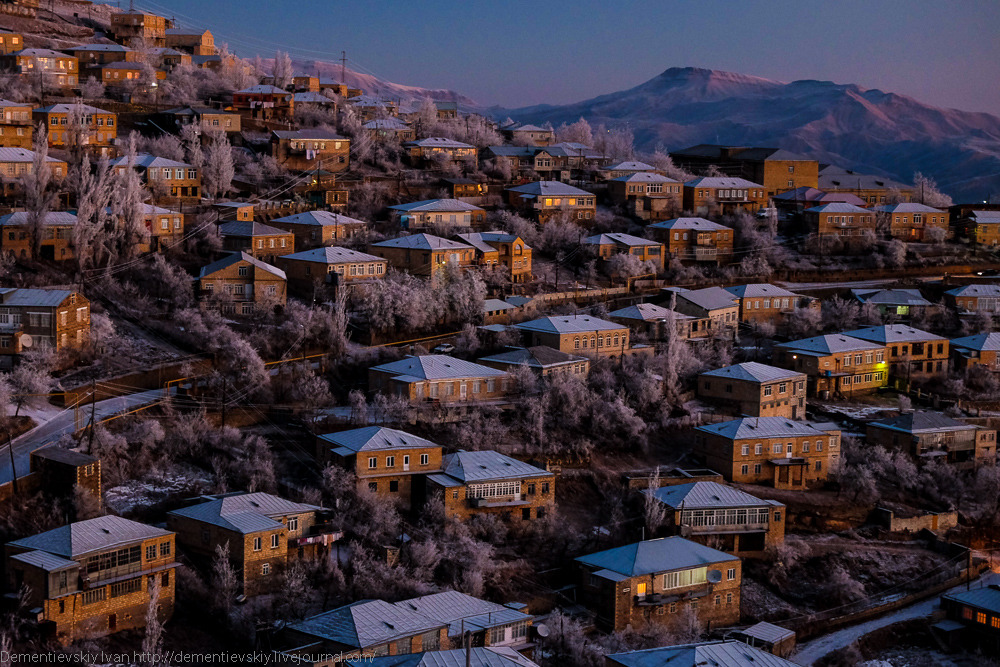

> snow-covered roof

[
  {"left": 515, "top": 315, "right": 623, "bottom": 335},
  {"left": 371, "top": 234, "right": 473, "bottom": 252},
  {"left": 697, "top": 417, "right": 838, "bottom": 440},
  {"left": 318, "top": 427, "right": 439, "bottom": 454},
  {"left": 701, "top": 362, "right": 803, "bottom": 384},
  {"left": 648, "top": 217, "right": 730, "bottom": 231},
  {"left": 371, "top": 355, "right": 507, "bottom": 381},
  {"left": 576, "top": 536, "right": 734, "bottom": 578},
  {"left": 388, "top": 199, "right": 484, "bottom": 213},
  {"left": 684, "top": 176, "right": 763, "bottom": 189},
  {"left": 507, "top": 181, "right": 593, "bottom": 197},
  {"left": 582, "top": 232, "right": 660, "bottom": 247}
]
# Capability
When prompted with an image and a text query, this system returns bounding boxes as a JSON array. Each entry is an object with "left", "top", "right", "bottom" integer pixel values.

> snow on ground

[
  {"left": 104, "top": 467, "right": 211, "bottom": 514},
  {"left": 12, "top": 401, "right": 68, "bottom": 427},
  {"left": 813, "top": 402, "right": 893, "bottom": 421}
]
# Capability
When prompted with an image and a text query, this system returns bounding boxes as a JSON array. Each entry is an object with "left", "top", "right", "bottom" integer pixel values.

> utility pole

[
  {"left": 87, "top": 379, "right": 97, "bottom": 451},
  {"left": 7, "top": 434, "right": 17, "bottom": 496},
  {"left": 340, "top": 51, "right": 347, "bottom": 86},
  {"left": 221, "top": 376, "right": 227, "bottom": 428}
]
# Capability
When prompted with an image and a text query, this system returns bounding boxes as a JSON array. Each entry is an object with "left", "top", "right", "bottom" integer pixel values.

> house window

[
  {"left": 369, "top": 482, "right": 378, "bottom": 492},
  {"left": 262, "top": 563, "right": 270, "bottom": 575},
  {"left": 420, "top": 453, "right": 429, "bottom": 465},
  {"left": 368, "top": 456, "right": 377, "bottom": 469},
  {"left": 160, "top": 542, "right": 171, "bottom": 556},
  {"left": 253, "top": 537, "right": 262, "bottom": 551},
  {"left": 741, "top": 464, "right": 748, "bottom": 475},
  {"left": 741, "top": 445, "right": 749, "bottom": 456},
  {"left": 386, "top": 456, "right": 395, "bottom": 468},
  {"left": 271, "top": 534, "right": 279, "bottom": 549},
  {"left": 287, "top": 517, "right": 298, "bottom": 532},
  {"left": 146, "top": 545, "right": 156, "bottom": 560},
  {"left": 727, "top": 568, "right": 736, "bottom": 581}
]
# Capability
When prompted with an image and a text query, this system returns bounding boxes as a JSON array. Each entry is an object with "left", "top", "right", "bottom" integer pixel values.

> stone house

[
  {"left": 368, "top": 355, "right": 512, "bottom": 404},
  {"left": 197, "top": 252, "right": 287, "bottom": 316},
  {"left": 772, "top": 334, "right": 888, "bottom": 397},
  {"left": 647, "top": 218, "right": 734, "bottom": 264},
  {"left": 698, "top": 362, "right": 808, "bottom": 420},
  {"left": 866, "top": 411, "right": 996, "bottom": 469}
]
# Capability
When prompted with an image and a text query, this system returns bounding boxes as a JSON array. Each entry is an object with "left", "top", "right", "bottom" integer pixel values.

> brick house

[
  {"left": 391, "top": 591, "right": 534, "bottom": 654},
  {"left": 0, "top": 31, "right": 23, "bottom": 55},
  {"left": 940, "top": 586, "right": 1000, "bottom": 654},
  {"left": 167, "top": 492, "right": 338, "bottom": 597},
  {"left": 818, "top": 165, "right": 913, "bottom": 206},
  {"left": 698, "top": 362, "right": 808, "bottom": 420},
  {"left": 110, "top": 153, "right": 200, "bottom": 201},
  {"left": 269, "top": 210, "right": 368, "bottom": 250},
  {"left": 647, "top": 218, "right": 734, "bottom": 264},
  {"left": 109, "top": 11, "right": 172, "bottom": 46},
  {"left": 945, "top": 284, "right": 1000, "bottom": 319},
  {"left": 0, "top": 211, "right": 77, "bottom": 261},
  {"left": 683, "top": 177, "right": 767, "bottom": 216},
  {"left": 772, "top": 186, "right": 867, "bottom": 217},
  {"left": 403, "top": 137, "right": 476, "bottom": 167},
  {"left": 600, "top": 160, "right": 661, "bottom": 180},
  {"left": 455, "top": 231, "right": 533, "bottom": 284},
  {"left": 278, "top": 246, "right": 386, "bottom": 296},
  {"left": 951, "top": 333, "right": 1000, "bottom": 373},
  {"left": 271, "top": 129, "right": 350, "bottom": 173},
  {"left": 318, "top": 426, "right": 443, "bottom": 510},
  {"left": 607, "top": 173, "right": 683, "bottom": 221},
  {"left": 233, "top": 84, "right": 294, "bottom": 121},
  {"left": 158, "top": 106, "right": 241, "bottom": 137},
  {"left": 67, "top": 44, "right": 134, "bottom": 76},
  {"left": 608, "top": 303, "right": 710, "bottom": 341},
  {"left": 772, "top": 334, "right": 888, "bottom": 397},
  {"left": 505, "top": 123, "right": 554, "bottom": 146},
  {"left": 607, "top": 640, "right": 800, "bottom": 667},
  {"left": 388, "top": 199, "right": 486, "bottom": 231},
  {"left": 506, "top": 181, "right": 596, "bottom": 224},
  {"left": 197, "top": 252, "right": 287, "bottom": 316},
  {"left": 670, "top": 145, "right": 819, "bottom": 197},
  {"left": 576, "top": 537, "right": 741, "bottom": 633},
  {"left": 959, "top": 210, "right": 1000, "bottom": 246},
  {"left": 28, "top": 449, "right": 102, "bottom": 508},
  {"left": 164, "top": 28, "right": 216, "bottom": 56},
  {"left": 842, "top": 325, "right": 948, "bottom": 385},
  {"left": 134, "top": 204, "right": 184, "bottom": 252},
  {"left": 99, "top": 61, "right": 166, "bottom": 90},
  {"left": 670, "top": 287, "right": 741, "bottom": 335},
  {"left": 866, "top": 411, "right": 996, "bottom": 469},
  {"left": 0, "top": 99, "right": 34, "bottom": 149},
  {"left": 0, "top": 288, "right": 90, "bottom": 364},
  {"left": 0, "top": 148, "right": 67, "bottom": 199},
  {"left": 5, "top": 516, "right": 177, "bottom": 644},
  {"left": 647, "top": 481, "right": 785, "bottom": 556},
  {"left": 0, "top": 49, "right": 78, "bottom": 91},
  {"left": 723, "top": 284, "right": 820, "bottom": 328},
  {"left": 852, "top": 288, "right": 933, "bottom": 320},
  {"left": 514, "top": 315, "right": 631, "bottom": 358},
  {"left": 34, "top": 103, "right": 116, "bottom": 158},
  {"left": 346, "top": 95, "right": 397, "bottom": 121},
  {"left": 427, "top": 450, "right": 555, "bottom": 522},
  {"left": 873, "top": 203, "right": 950, "bottom": 241},
  {"left": 802, "top": 203, "right": 876, "bottom": 240},
  {"left": 368, "top": 234, "right": 476, "bottom": 277},
  {"left": 478, "top": 346, "right": 590, "bottom": 379},
  {"left": 694, "top": 417, "right": 841, "bottom": 488},
  {"left": 363, "top": 117, "right": 414, "bottom": 143},
  {"left": 218, "top": 220, "right": 295, "bottom": 264},
  {"left": 368, "top": 355, "right": 511, "bottom": 404},
  {"left": 582, "top": 233, "right": 665, "bottom": 273}
]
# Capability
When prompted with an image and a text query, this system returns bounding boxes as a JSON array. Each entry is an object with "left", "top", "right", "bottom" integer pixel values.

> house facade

[
  {"left": 683, "top": 177, "right": 767, "bottom": 216},
  {"left": 506, "top": 181, "right": 596, "bottom": 224},
  {"left": 218, "top": 220, "right": 295, "bottom": 264},
  {"left": 455, "top": 231, "right": 533, "bottom": 284},
  {"left": 0, "top": 211, "right": 77, "bottom": 261},
  {"left": 867, "top": 411, "right": 996, "bottom": 469},
  {"left": 608, "top": 173, "right": 682, "bottom": 221},
  {"left": 698, "top": 362, "right": 808, "bottom": 420},
  {"left": 582, "top": 233, "right": 665, "bottom": 273},
  {"left": 34, "top": 103, "right": 116, "bottom": 158},
  {"left": 368, "top": 234, "right": 476, "bottom": 277},
  {"left": 368, "top": 355, "right": 512, "bottom": 404},
  {"left": 772, "top": 334, "right": 888, "bottom": 397},
  {"left": 0, "top": 288, "right": 90, "bottom": 363},
  {"left": 388, "top": 199, "right": 486, "bottom": 231},
  {"left": 647, "top": 218, "right": 734, "bottom": 264},
  {"left": 724, "top": 284, "right": 820, "bottom": 327},
  {"left": 842, "top": 325, "right": 949, "bottom": 385},
  {"left": 0, "top": 99, "right": 33, "bottom": 149},
  {"left": 110, "top": 153, "right": 200, "bottom": 201},
  {"left": 197, "top": 252, "right": 287, "bottom": 315},
  {"left": 803, "top": 203, "right": 876, "bottom": 239},
  {"left": 514, "top": 315, "right": 631, "bottom": 358},
  {"left": 874, "top": 203, "right": 950, "bottom": 241},
  {"left": 277, "top": 246, "right": 386, "bottom": 296},
  {"left": 951, "top": 333, "right": 1000, "bottom": 372},
  {"left": 271, "top": 129, "right": 349, "bottom": 173}
]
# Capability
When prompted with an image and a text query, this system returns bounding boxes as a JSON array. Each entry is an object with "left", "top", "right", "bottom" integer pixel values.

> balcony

[
  {"left": 635, "top": 584, "right": 712, "bottom": 606},
  {"left": 681, "top": 521, "right": 768, "bottom": 535},
  {"left": 693, "top": 247, "right": 719, "bottom": 262},
  {"left": 469, "top": 495, "right": 530, "bottom": 508}
]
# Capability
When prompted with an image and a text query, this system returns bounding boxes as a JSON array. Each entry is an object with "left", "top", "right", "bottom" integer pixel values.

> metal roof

[
  {"left": 724, "top": 283, "right": 800, "bottom": 299},
  {"left": 236, "top": 85, "right": 288, "bottom": 94},
  {"left": 945, "top": 284, "right": 1000, "bottom": 299},
  {"left": 288, "top": 599, "right": 446, "bottom": 649},
  {"left": 872, "top": 203, "right": 945, "bottom": 214},
  {"left": 363, "top": 118, "right": 410, "bottom": 130},
  {"left": 110, "top": 153, "right": 190, "bottom": 169},
  {"left": 943, "top": 586, "right": 1000, "bottom": 615},
  {"left": 0, "top": 288, "right": 74, "bottom": 307},
  {"left": 404, "top": 137, "right": 474, "bottom": 149},
  {"left": 737, "top": 621, "right": 795, "bottom": 644},
  {"left": 10, "top": 549, "right": 79, "bottom": 572},
  {"left": 818, "top": 165, "right": 911, "bottom": 191},
  {"left": 609, "top": 303, "right": 693, "bottom": 322},
  {"left": 371, "top": 355, "right": 507, "bottom": 381},
  {"left": 575, "top": 536, "right": 736, "bottom": 578},
  {"left": 675, "top": 286, "right": 739, "bottom": 312},
  {"left": 775, "top": 334, "right": 882, "bottom": 355},
  {"left": 582, "top": 232, "right": 660, "bottom": 247},
  {"left": 869, "top": 410, "right": 976, "bottom": 435},
  {"left": 394, "top": 591, "right": 531, "bottom": 638},
  {"left": 0, "top": 211, "right": 77, "bottom": 226},
  {"left": 318, "top": 427, "right": 439, "bottom": 454},
  {"left": 514, "top": 315, "right": 623, "bottom": 335},
  {"left": 603, "top": 160, "right": 656, "bottom": 171},
  {"left": 841, "top": 324, "right": 945, "bottom": 345},
  {"left": 388, "top": 199, "right": 484, "bottom": 213},
  {"left": 344, "top": 648, "right": 539, "bottom": 667},
  {"left": 372, "top": 234, "right": 473, "bottom": 251},
  {"left": 68, "top": 43, "right": 132, "bottom": 53},
  {"left": 167, "top": 492, "right": 321, "bottom": 534},
  {"left": 217, "top": 220, "right": 288, "bottom": 237},
  {"left": 8, "top": 516, "right": 171, "bottom": 559},
  {"left": 198, "top": 252, "right": 286, "bottom": 280},
  {"left": 684, "top": 176, "right": 763, "bottom": 189},
  {"left": 282, "top": 246, "right": 383, "bottom": 264},
  {"left": 851, "top": 288, "right": 931, "bottom": 307},
  {"left": 483, "top": 298, "right": 514, "bottom": 312},
  {"left": 697, "top": 417, "right": 838, "bottom": 440},
  {"left": 437, "top": 450, "right": 549, "bottom": 484},
  {"left": 647, "top": 217, "right": 730, "bottom": 231},
  {"left": 455, "top": 232, "right": 530, "bottom": 252},
  {"left": 272, "top": 210, "right": 367, "bottom": 228},
  {"left": 651, "top": 482, "right": 778, "bottom": 510},
  {"left": 272, "top": 128, "right": 345, "bottom": 140},
  {"left": 506, "top": 181, "right": 593, "bottom": 197},
  {"left": 701, "top": 362, "right": 803, "bottom": 384},
  {"left": 611, "top": 172, "right": 678, "bottom": 183},
  {"left": 608, "top": 641, "right": 798, "bottom": 667},
  {"left": 970, "top": 210, "right": 1000, "bottom": 223},
  {"left": 803, "top": 202, "right": 871, "bottom": 214},
  {"left": 478, "top": 346, "right": 586, "bottom": 369},
  {"left": 951, "top": 332, "right": 1000, "bottom": 352}
]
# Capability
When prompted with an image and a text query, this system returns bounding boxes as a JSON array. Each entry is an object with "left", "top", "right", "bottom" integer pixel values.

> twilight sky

[{"left": 133, "top": 0, "right": 1000, "bottom": 115}]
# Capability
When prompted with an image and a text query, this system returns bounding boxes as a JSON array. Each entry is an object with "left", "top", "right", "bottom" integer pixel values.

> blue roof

[{"left": 575, "top": 536, "right": 736, "bottom": 577}]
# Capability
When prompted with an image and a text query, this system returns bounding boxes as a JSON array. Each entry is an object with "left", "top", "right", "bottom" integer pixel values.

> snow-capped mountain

[{"left": 502, "top": 67, "right": 1000, "bottom": 200}]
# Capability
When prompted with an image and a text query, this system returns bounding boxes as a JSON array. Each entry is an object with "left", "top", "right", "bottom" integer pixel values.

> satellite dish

[
  {"left": 534, "top": 624, "right": 550, "bottom": 638},
  {"left": 19, "top": 334, "right": 32, "bottom": 348},
  {"left": 707, "top": 570, "right": 723, "bottom": 584}
]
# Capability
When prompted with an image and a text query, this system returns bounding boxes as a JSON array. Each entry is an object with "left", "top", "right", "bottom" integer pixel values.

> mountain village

[{"left": 0, "top": 1, "right": 997, "bottom": 666}]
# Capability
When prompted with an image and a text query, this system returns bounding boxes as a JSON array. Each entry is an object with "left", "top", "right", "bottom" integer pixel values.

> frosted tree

[
  {"left": 180, "top": 123, "right": 205, "bottom": 169},
  {"left": 141, "top": 578, "right": 165, "bottom": 660},
  {"left": 272, "top": 51, "right": 294, "bottom": 89},
  {"left": 10, "top": 357, "right": 51, "bottom": 417},
  {"left": 72, "top": 155, "right": 114, "bottom": 272},
  {"left": 107, "top": 133, "right": 150, "bottom": 265},
  {"left": 211, "top": 542, "right": 238, "bottom": 616},
  {"left": 555, "top": 118, "right": 593, "bottom": 146},
  {"left": 912, "top": 172, "right": 953, "bottom": 208},
  {"left": 643, "top": 468, "right": 667, "bottom": 534},
  {"left": 414, "top": 98, "right": 439, "bottom": 137},
  {"left": 22, "top": 124, "right": 55, "bottom": 260},
  {"left": 203, "top": 132, "right": 235, "bottom": 201},
  {"left": 649, "top": 146, "right": 693, "bottom": 181}
]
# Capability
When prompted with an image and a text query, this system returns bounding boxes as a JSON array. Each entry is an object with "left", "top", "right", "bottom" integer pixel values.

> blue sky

[{"left": 129, "top": 0, "right": 1000, "bottom": 114}]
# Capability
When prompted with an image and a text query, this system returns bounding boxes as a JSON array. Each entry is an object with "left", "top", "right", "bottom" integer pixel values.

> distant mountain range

[{"left": 498, "top": 67, "right": 1000, "bottom": 201}]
